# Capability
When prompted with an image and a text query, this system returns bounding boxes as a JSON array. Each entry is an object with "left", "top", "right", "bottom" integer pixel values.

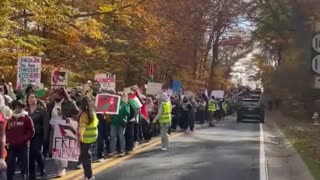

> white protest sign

[
  {"left": 17, "top": 56, "right": 42, "bottom": 89},
  {"left": 146, "top": 82, "right": 163, "bottom": 95},
  {"left": 124, "top": 85, "right": 139, "bottom": 95},
  {"left": 52, "top": 120, "right": 80, "bottom": 162},
  {"left": 210, "top": 90, "right": 225, "bottom": 99},
  {"left": 95, "top": 73, "right": 116, "bottom": 91}
]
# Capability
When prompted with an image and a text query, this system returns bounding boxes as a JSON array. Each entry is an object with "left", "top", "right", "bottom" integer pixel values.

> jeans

[
  {"left": 133, "top": 123, "right": 143, "bottom": 142},
  {"left": 80, "top": 143, "right": 93, "bottom": 179},
  {"left": 97, "top": 115, "right": 110, "bottom": 158},
  {"left": 125, "top": 123, "right": 134, "bottom": 152},
  {"left": 198, "top": 110, "right": 205, "bottom": 124},
  {"left": 171, "top": 116, "right": 178, "bottom": 130},
  {"left": 110, "top": 125, "right": 126, "bottom": 153},
  {"left": 189, "top": 112, "right": 195, "bottom": 131},
  {"left": 160, "top": 124, "right": 170, "bottom": 149},
  {"left": 29, "top": 136, "right": 45, "bottom": 180},
  {"left": 7, "top": 145, "right": 29, "bottom": 180},
  {"left": 0, "top": 170, "right": 6, "bottom": 180}
]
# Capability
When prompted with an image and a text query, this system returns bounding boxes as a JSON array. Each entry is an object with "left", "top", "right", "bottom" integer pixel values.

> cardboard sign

[
  {"left": 95, "top": 93, "right": 121, "bottom": 114},
  {"left": 51, "top": 70, "right": 68, "bottom": 89},
  {"left": 52, "top": 120, "right": 80, "bottom": 162},
  {"left": 124, "top": 85, "right": 139, "bottom": 95},
  {"left": 146, "top": 82, "right": 163, "bottom": 95},
  {"left": 17, "top": 56, "right": 42, "bottom": 89},
  {"left": 95, "top": 73, "right": 116, "bottom": 92},
  {"left": 172, "top": 80, "right": 182, "bottom": 94},
  {"left": 210, "top": 90, "right": 225, "bottom": 99}
]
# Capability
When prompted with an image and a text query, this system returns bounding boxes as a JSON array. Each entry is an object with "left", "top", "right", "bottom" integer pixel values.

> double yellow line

[{"left": 58, "top": 132, "right": 184, "bottom": 180}]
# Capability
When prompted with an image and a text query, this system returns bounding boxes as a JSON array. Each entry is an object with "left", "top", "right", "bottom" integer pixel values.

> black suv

[{"left": 237, "top": 98, "right": 265, "bottom": 123}]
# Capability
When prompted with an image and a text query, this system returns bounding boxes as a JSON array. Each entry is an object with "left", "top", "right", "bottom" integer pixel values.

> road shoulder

[{"left": 264, "top": 112, "right": 314, "bottom": 180}]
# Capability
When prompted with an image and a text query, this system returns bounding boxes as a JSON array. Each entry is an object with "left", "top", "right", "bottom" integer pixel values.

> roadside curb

[{"left": 57, "top": 123, "right": 207, "bottom": 180}]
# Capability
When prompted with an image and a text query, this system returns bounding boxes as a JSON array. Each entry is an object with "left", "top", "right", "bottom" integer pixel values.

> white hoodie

[{"left": 0, "top": 95, "right": 12, "bottom": 119}]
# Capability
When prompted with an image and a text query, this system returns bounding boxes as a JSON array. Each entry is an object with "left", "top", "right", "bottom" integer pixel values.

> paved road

[{"left": 95, "top": 116, "right": 261, "bottom": 180}]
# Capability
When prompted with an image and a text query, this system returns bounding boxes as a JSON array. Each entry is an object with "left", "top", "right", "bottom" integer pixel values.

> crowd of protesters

[{"left": 0, "top": 80, "right": 233, "bottom": 180}]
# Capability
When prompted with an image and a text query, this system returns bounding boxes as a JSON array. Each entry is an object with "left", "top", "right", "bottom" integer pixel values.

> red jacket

[{"left": 6, "top": 112, "right": 35, "bottom": 147}]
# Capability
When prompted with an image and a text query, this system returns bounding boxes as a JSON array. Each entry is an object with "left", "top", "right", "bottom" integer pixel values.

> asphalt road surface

[{"left": 95, "top": 116, "right": 261, "bottom": 180}]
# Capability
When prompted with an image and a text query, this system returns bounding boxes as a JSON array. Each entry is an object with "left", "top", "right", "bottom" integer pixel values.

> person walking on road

[
  {"left": 153, "top": 93, "right": 172, "bottom": 151},
  {"left": 208, "top": 96, "right": 217, "bottom": 127},
  {"left": 78, "top": 97, "right": 99, "bottom": 180}
]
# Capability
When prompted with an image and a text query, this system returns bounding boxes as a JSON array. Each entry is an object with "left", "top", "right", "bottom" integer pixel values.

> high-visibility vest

[
  {"left": 159, "top": 101, "right": 172, "bottom": 124},
  {"left": 208, "top": 100, "right": 216, "bottom": 112},
  {"left": 82, "top": 113, "right": 99, "bottom": 143},
  {"left": 222, "top": 102, "right": 228, "bottom": 112}
]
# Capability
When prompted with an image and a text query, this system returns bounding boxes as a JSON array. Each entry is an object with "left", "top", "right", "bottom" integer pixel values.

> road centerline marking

[{"left": 260, "top": 123, "right": 268, "bottom": 180}]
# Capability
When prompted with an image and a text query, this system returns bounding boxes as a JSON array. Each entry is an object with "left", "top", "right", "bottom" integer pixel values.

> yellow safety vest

[
  {"left": 208, "top": 100, "right": 216, "bottom": 112},
  {"left": 82, "top": 113, "right": 99, "bottom": 143},
  {"left": 159, "top": 101, "right": 172, "bottom": 124},
  {"left": 222, "top": 102, "right": 228, "bottom": 112}
]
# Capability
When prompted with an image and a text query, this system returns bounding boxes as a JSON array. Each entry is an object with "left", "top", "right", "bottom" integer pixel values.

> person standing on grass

[
  {"left": 78, "top": 97, "right": 99, "bottom": 180},
  {"left": 153, "top": 93, "right": 172, "bottom": 151}
]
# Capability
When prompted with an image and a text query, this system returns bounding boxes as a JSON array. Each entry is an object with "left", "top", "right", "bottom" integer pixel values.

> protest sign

[
  {"left": 95, "top": 73, "right": 116, "bottom": 92},
  {"left": 166, "top": 89, "right": 173, "bottom": 96},
  {"left": 146, "top": 82, "right": 163, "bottom": 95},
  {"left": 52, "top": 120, "right": 80, "bottom": 162},
  {"left": 51, "top": 69, "right": 68, "bottom": 89},
  {"left": 17, "top": 57, "right": 42, "bottom": 89},
  {"left": 124, "top": 85, "right": 139, "bottom": 95},
  {"left": 95, "top": 93, "right": 121, "bottom": 114},
  {"left": 210, "top": 90, "right": 225, "bottom": 99},
  {"left": 172, "top": 80, "right": 182, "bottom": 94}
]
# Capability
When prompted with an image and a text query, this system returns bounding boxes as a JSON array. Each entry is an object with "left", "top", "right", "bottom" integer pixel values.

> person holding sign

[
  {"left": 47, "top": 88, "right": 79, "bottom": 178},
  {"left": 78, "top": 97, "right": 99, "bottom": 180}
]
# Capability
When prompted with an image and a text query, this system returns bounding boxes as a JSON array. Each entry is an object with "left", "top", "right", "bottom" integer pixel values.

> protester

[
  {"left": 153, "top": 93, "right": 172, "bottom": 151},
  {"left": 180, "top": 96, "right": 191, "bottom": 131},
  {"left": 47, "top": 88, "right": 79, "bottom": 177},
  {"left": 189, "top": 97, "right": 198, "bottom": 132},
  {"left": 208, "top": 96, "right": 217, "bottom": 127},
  {"left": 0, "top": 95, "right": 12, "bottom": 120},
  {"left": 197, "top": 98, "right": 206, "bottom": 125},
  {"left": 170, "top": 96, "right": 180, "bottom": 132},
  {"left": 0, "top": 101, "right": 7, "bottom": 180},
  {"left": 78, "top": 97, "right": 99, "bottom": 180},
  {"left": 26, "top": 93, "right": 49, "bottom": 180},
  {"left": 110, "top": 93, "right": 130, "bottom": 156},
  {"left": 6, "top": 100, "right": 35, "bottom": 180}
]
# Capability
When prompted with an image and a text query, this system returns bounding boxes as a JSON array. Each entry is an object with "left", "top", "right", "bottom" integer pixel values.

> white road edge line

[{"left": 260, "top": 123, "right": 268, "bottom": 180}]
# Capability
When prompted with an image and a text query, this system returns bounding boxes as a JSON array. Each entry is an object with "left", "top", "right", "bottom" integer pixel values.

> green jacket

[{"left": 111, "top": 100, "right": 130, "bottom": 126}]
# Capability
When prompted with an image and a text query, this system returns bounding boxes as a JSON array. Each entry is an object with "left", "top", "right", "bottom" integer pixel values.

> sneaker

[
  {"left": 76, "top": 163, "right": 82, "bottom": 169},
  {"left": 97, "top": 158, "right": 104, "bottom": 162},
  {"left": 161, "top": 147, "right": 169, "bottom": 151},
  {"left": 56, "top": 168, "right": 66, "bottom": 177},
  {"left": 119, "top": 152, "right": 126, "bottom": 157},
  {"left": 85, "top": 176, "right": 96, "bottom": 180}
]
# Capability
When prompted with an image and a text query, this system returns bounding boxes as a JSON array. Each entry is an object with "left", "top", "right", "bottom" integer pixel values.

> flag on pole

[
  {"left": 147, "top": 63, "right": 154, "bottom": 82},
  {"left": 140, "top": 104, "right": 150, "bottom": 123}
]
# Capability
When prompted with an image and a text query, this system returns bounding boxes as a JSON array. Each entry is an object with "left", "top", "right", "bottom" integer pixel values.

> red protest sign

[{"left": 95, "top": 93, "right": 121, "bottom": 114}]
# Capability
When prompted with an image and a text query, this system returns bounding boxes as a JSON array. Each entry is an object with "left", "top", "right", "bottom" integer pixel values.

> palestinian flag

[
  {"left": 128, "top": 92, "right": 142, "bottom": 110},
  {"left": 140, "top": 104, "right": 150, "bottom": 123},
  {"left": 58, "top": 124, "right": 77, "bottom": 140},
  {"left": 147, "top": 63, "right": 154, "bottom": 82}
]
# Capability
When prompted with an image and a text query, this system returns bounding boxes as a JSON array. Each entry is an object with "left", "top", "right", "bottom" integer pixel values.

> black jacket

[{"left": 27, "top": 103, "right": 49, "bottom": 141}]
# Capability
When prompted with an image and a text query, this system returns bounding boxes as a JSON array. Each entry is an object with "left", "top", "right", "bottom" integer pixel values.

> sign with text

[
  {"left": 146, "top": 82, "right": 163, "bottom": 95},
  {"left": 95, "top": 73, "right": 116, "bottom": 91},
  {"left": 95, "top": 93, "right": 121, "bottom": 114},
  {"left": 17, "top": 57, "right": 42, "bottom": 89},
  {"left": 52, "top": 120, "right": 80, "bottom": 162},
  {"left": 51, "top": 70, "right": 68, "bottom": 89}
]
